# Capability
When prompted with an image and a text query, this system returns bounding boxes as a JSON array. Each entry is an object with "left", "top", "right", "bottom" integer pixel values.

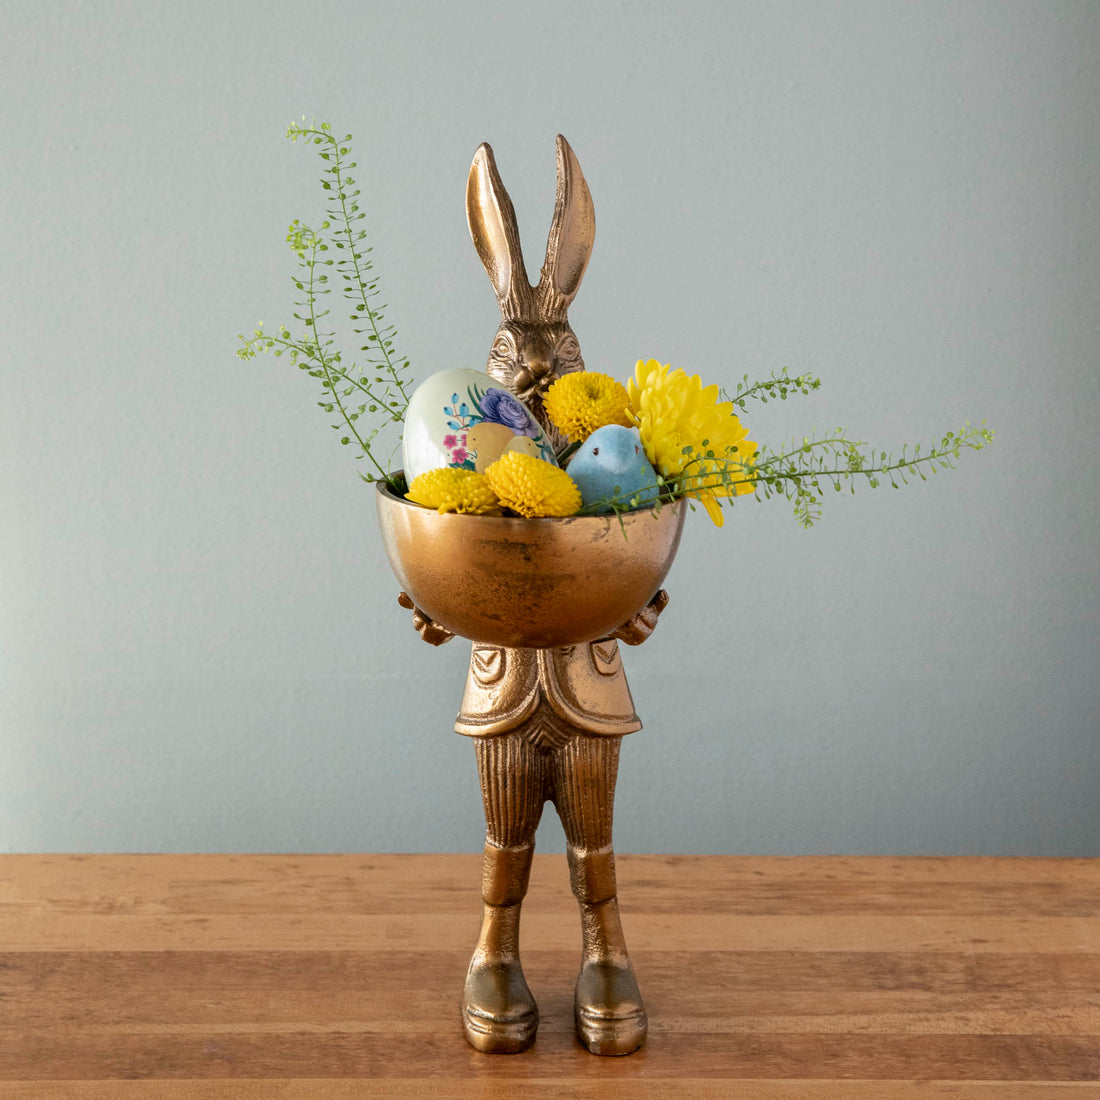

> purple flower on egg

[{"left": 479, "top": 387, "right": 540, "bottom": 438}]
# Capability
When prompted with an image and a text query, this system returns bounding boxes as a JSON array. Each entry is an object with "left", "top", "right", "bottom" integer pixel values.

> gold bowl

[{"left": 376, "top": 480, "right": 686, "bottom": 649}]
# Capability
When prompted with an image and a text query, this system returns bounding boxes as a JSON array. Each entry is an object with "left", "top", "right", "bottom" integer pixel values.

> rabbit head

[{"left": 466, "top": 135, "right": 595, "bottom": 447}]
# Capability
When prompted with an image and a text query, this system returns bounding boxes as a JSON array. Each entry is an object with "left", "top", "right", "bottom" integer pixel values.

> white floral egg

[{"left": 402, "top": 368, "right": 558, "bottom": 482}]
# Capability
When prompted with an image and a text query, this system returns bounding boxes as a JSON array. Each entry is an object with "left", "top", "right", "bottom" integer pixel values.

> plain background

[{"left": 3, "top": 0, "right": 1097, "bottom": 855}]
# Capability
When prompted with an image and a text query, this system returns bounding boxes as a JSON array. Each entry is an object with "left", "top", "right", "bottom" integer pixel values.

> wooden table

[{"left": 1, "top": 855, "right": 1097, "bottom": 1097}]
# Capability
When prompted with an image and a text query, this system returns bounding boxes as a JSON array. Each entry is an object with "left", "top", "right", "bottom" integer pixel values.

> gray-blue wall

[{"left": 3, "top": 0, "right": 1097, "bottom": 854}]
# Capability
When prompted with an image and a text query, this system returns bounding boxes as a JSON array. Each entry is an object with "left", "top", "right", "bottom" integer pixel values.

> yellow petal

[{"left": 699, "top": 492, "right": 725, "bottom": 527}]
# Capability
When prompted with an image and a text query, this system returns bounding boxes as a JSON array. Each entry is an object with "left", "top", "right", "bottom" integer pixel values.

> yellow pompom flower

[
  {"left": 405, "top": 468, "right": 501, "bottom": 515},
  {"left": 627, "top": 359, "right": 757, "bottom": 527},
  {"left": 543, "top": 371, "right": 632, "bottom": 443},
  {"left": 483, "top": 452, "right": 582, "bottom": 518}
]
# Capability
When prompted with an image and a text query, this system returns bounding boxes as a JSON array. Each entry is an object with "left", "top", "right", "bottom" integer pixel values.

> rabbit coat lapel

[{"left": 454, "top": 642, "right": 641, "bottom": 737}]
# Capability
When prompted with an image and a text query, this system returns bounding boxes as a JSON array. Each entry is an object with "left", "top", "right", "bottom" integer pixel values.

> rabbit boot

[
  {"left": 462, "top": 841, "right": 538, "bottom": 1053},
  {"left": 568, "top": 846, "right": 647, "bottom": 1055}
]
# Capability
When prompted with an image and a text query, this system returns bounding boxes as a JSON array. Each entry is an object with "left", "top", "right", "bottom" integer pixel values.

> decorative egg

[
  {"left": 566, "top": 425, "right": 659, "bottom": 513},
  {"left": 402, "top": 368, "right": 558, "bottom": 483}
]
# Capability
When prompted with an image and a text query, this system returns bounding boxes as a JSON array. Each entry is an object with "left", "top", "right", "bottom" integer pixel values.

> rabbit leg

[
  {"left": 554, "top": 735, "right": 648, "bottom": 1056},
  {"left": 566, "top": 846, "right": 648, "bottom": 1056},
  {"left": 463, "top": 840, "right": 538, "bottom": 1053},
  {"left": 464, "top": 732, "right": 545, "bottom": 1053}
]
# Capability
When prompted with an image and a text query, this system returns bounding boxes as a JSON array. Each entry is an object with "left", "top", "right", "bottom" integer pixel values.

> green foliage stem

[
  {"left": 578, "top": 422, "right": 994, "bottom": 526},
  {"left": 237, "top": 120, "right": 411, "bottom": 488},
  {"left": 724, "top": 368, "right": 822, "bottom": 410},
  {"left": 745, "top": 422, "right": 994, "bottom": 527}
]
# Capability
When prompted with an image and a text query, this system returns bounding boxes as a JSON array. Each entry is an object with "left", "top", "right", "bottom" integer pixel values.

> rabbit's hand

[
  {"left": 610, "top": 589, "right": 670, "bottom": 646},
  {"left": 398, "top": 592, "right": 455, "bottom": 647}
]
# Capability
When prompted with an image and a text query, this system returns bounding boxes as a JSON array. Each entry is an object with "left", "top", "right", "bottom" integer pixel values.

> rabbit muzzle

[
  {"left": 487, "top": 323, "right": 584, "bottom": 398},
  {"left": 486, "top": 321, "right": 586, "bottom": 445},
  {"left": 514, "top": 357, "right": 553, "bottom": 400}
]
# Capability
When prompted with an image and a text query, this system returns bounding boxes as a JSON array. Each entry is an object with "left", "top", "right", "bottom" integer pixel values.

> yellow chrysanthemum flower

[
  {"left": 483, "top": 452, "right": 582, "bottom": 518},
  {"left": 405, "top": 468, "right": 501, "bottom": 515},
  {"left": 627, "top": 358, "right": 757, "bottom": 527},
  {"left": 543, "top": 371, "right": 632, "bottom": 443}
]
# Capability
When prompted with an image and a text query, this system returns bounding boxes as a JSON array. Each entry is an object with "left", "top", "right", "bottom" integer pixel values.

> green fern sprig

[
  {"left": 704, "top": 422, "right": 993, "bottom": 527},
  {"left": 578, "top": 423, "right": 994, "bottom": 526},
  {"left": 237, "top": 120, "right": 411, "bottom": 487},
  {"left": 724, "top": 368, "right": 822, "bottom": 410}
]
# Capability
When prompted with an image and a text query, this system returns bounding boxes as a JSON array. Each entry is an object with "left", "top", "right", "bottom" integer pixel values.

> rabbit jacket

[{"left": 454, "top": 641, "right": 641, "bottom": 738}]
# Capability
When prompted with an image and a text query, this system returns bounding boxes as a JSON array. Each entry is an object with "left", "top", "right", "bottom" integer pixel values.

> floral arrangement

[
  {"left": 407, "top": 361, "right": 756, "bottom": 524},
  {"left": 239, "top": 122, "right": 992, "bottom": 529}
]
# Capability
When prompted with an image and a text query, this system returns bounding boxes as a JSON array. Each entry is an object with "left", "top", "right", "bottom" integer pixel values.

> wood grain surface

[{"left": 0, "top": 854, "right": 1097, "bottom": 1097}]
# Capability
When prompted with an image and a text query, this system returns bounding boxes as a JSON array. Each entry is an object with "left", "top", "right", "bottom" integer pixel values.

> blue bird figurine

[{"left": 566, "top": 425, "right": 659, "bottom": 513}]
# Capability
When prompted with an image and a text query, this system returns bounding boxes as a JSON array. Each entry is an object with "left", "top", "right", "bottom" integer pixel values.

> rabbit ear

[
  {"left": 538, "top": 134, "right": 595, "bottom": 312},
  {"left": 467, "top": 142, "right": 533, "bottom": 318}
]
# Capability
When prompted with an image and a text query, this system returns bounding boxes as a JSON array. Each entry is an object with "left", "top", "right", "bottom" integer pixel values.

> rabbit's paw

[{"left": 397, "top": 592, "right": 455, "bottom": 646}]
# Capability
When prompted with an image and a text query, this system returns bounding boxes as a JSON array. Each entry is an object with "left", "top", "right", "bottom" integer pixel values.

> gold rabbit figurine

[{"left": 405, "top": 136, "right": 665, "bottom": 1056}]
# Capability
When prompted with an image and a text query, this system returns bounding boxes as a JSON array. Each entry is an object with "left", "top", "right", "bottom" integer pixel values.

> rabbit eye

[
  {"left": 592, "top": 447, "right": 599, "bottom": 456},
  {"left": 554, "top": 333, "right": 582, "bottom": 366},
  {"left": 491, "top": 333, "right": 516, "bottom": 358},
  {"left": 634, "top": 445, "right": 639, "bottom": 454}
]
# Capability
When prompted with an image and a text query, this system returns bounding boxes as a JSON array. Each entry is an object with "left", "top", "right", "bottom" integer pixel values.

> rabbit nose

[{"left": 515, "top": 358, "right": 553, "bottom": 398}]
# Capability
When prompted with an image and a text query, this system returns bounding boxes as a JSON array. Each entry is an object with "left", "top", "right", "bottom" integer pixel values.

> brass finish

[
  {"left": 376, "top": 484, "right": 684, "bottom": 649},
  {"left": 568, "top": 845, "right": 618, "bottom": 904},
  {"left": 463, "top": 842, "right": 538, "bottom": 1053},
  {"left": 455, "top": 639, "right": 643, "bottom": 738},
  {"left": 381, "top": 136, "right": 673, "bottom": 1056},
  {"left": 467, "top": 134, "right": 593, "bottom": 447},
  {"left": 569, "top": 846, "right": 648, "bottom": 1055}
]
